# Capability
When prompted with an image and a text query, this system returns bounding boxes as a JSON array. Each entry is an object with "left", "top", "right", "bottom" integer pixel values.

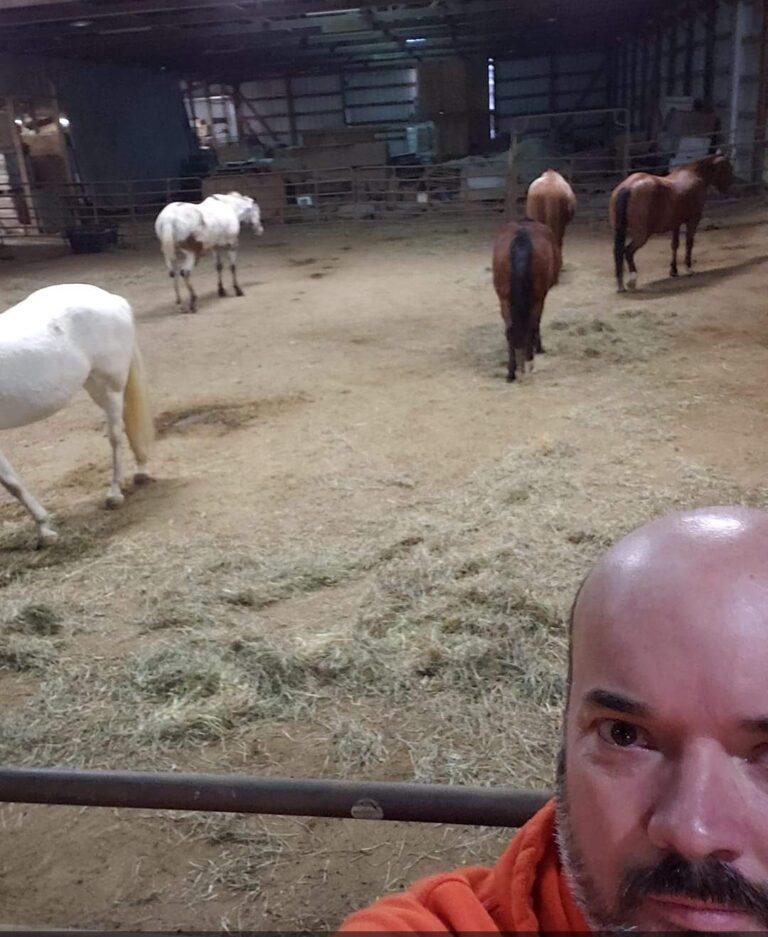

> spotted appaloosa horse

[
  {"left": 610, "top": 151, "right": 733, "bottom": 292},
  {"left": 492, "top": 219, "right": 561, "bottom": 383},
  {"left": 0, "top": 284, "right": 153, "bottom": 547},
  {"left": 525, "top": 169, "right": 576, "bottom": 254},
  {"left": 154, "top": 192, "right": 264, "bottom": 312}
]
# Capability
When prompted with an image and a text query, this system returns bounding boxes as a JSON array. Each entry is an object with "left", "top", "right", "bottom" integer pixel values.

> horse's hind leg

[
  {"left": 179, "top": 250, "right": 198, "bottom": 312},
  {"left": 228, "top": 248, "right": 244, "bottom": 297},
  {"left": 670, "top": 226, "right": 681, "bottom": 277},
  {"left": 85, "top": 375, "right": 125, "bottom": 509},
  {"left": 533, "top": 299, "right": 545, "bottom": 355},
  {"left": 215, "top": 249, "right": 227, "bottom": 298},
  {"left": 625, "top": 236, "right": 647, "bottom": 290},
  {"left": 169, "top": 260, "right": 182, "bottom": 306},
  {"left": 0, "top": 448, "right": 57, "bottom": 547},
  {"left": 504, "top": 324, "right": 517, "bottom": 382},
  {"left": 685, "top": 220, "right": 698, "bottom": 273}
]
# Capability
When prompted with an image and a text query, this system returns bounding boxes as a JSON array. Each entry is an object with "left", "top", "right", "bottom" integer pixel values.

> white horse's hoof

[
  {"left": 37, "top": 527, "right": 59, "bottom": 548},
  {"left": 133, "top": 472, "right": 152, "bottom": 487},
  {"left": 106, "top": 491, "right": 125, "bottom": 510}
]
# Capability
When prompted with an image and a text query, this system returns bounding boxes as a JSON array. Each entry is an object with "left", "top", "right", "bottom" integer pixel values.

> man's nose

[{"left": 646, "top": 740, "right": 745, "bottom": 863}]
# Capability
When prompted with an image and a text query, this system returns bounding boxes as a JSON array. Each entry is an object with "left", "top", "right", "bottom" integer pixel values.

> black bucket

[{"left": 65, "top": 226, "right": 118, "bottom": 255}]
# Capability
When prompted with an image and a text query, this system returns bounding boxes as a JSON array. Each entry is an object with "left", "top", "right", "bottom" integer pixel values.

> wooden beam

[
  {"left": 703, "top": 0, "right": 716, "bottom": 107},
  {"left": 666, "top": 14, "right": 677, "bottom": 95},
  {"left": 683, "top": 2, "right": 695, "bottom": 96}
]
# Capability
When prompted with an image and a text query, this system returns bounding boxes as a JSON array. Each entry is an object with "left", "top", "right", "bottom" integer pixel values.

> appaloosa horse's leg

[
  {"left": 215, "top": 249, "right": 227, "bottom": 297},
  {"left": 228, "top": 246, "right": 244, "bottom": 297},
  {"left": 177, "top": 248, "right": 198, "bottom": 313},
  {"left": 170, "top": 261, "right": 182, "bottom": 306},
  {"left": 670, "top": 226, "right": 681, "bottom": 277},
  {"left": 0, "top": 448, "right": 57, "bottom": 546}
]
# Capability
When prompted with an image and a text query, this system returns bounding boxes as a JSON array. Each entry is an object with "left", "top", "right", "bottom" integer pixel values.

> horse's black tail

[
  {"left": 510, "top": 226, "right": 533, "bottom": 356},
  {"left": 613, "top": 187, "right": 631, "bottom": 288}
]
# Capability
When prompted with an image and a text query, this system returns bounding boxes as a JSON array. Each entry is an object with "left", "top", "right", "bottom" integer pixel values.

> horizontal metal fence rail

[
  {"left": 0, "top": 765, "right": 550, "bottom": 828},
  {"left": 0, "top": 127, "right": 764, "bottom": 244}
]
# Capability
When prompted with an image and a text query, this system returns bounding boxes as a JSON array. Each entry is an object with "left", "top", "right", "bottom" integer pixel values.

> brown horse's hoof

[
  {"left": 670, "top": 269, "right": 678, "bottom": 278},
  {"left": 506, "top": 374, "right": 516, "bottom": 383},
  {"left": 235, "top": 286, "right": 244, "bottom": 297},
  {"left": 133, "top": 472, "right": 152, "bottom": 487},
  {"left": 218, "top": 286, "right": 227, "bottom": 297},
  {"left": 617, "top": 285, "right": 626, "bottom": 293}
]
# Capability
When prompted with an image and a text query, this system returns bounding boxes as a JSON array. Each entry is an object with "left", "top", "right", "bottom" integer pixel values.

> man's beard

[{"left": 553, "top": 747, "right": 768, "bottom": 932}]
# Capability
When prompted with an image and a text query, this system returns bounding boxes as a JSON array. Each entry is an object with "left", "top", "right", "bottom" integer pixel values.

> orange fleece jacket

[{"left": 338, "top": 799, "right": 589, "bottom": 933}]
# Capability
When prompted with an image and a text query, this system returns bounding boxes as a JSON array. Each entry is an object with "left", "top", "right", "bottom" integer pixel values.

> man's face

[{"left": 559, "top": 512, "right": 768, "bottom": 932}]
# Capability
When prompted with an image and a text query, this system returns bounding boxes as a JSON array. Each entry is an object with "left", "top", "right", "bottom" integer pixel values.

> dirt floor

[{"left": 0, "top": 201, "right": 767, "bottom": 930}]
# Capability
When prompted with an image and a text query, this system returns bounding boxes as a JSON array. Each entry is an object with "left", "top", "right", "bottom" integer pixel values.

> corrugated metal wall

[
  {"left": 493, "top": 52, "right": 612, "bottom": 145},
  {"left": 618, "top": 0, "right": 763, "bottom": 177},
  {"left": 228, "top": 68, "right": 416, "bottom": 147}
]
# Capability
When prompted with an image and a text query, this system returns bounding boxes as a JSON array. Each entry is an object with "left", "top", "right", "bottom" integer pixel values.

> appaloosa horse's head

[{"left": 226, "top": 192, "right": 265, "bottom": 235}]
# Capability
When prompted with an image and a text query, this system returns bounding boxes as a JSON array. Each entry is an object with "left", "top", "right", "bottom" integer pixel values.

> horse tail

[
  {"left": 124, "top": 340, "right": 154, "bottom": 472},
  {"left": 614, "top": 187, "right": 631, "bottom": 286},
  {"left": 510, "top": 226, "right": 533, "bottom": 369},
  {"left": 156, "top": 215, "right": 177, "bottom": 272}
]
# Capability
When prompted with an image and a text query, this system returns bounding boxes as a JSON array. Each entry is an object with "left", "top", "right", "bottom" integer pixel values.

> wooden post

[
  {"left": 753, "top": 0, "right": 768, "bottom": 182},
  {"left": 640, "top": 34, "right": 649, "bottom": 137},
  {"left": 703, "top": 0, "right": 717, "bottom": 108},
  {"left": 667, "top": 17, "right": 678, "bottom": 95},
  {"left": 683, "top": 4, "right": 695, "bottom": 97},
  {"left": 629, "top": 40, "right": 638, "bottom": 131},
  {"left": 505, "top": 131, "right": 518, "bottom": 221},
  {"left": 286, "top": 75, "right": 298, "bottom": 146}
]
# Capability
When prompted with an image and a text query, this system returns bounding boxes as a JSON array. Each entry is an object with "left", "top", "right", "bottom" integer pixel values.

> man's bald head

[
  {"left": 565, "top": 506, "right": 768, "bottom": 703},
  {"left": 558, "top": 506, "right": 768, "bottom": 932}
]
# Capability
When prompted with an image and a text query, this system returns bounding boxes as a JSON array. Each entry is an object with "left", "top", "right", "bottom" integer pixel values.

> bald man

[{"left": 339, "top": 506, "right": 768, "bottom": 933}]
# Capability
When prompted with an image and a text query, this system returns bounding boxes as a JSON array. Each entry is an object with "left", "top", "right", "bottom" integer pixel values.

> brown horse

[
  {"left": 525, "top": 169, "right": 577, "bottom": 251},
  {"left": 492, "top": 219, "right": 561, "bottom": 382},
  {"left": 610, "top": 151, "right": 732, "bottom": 292}
]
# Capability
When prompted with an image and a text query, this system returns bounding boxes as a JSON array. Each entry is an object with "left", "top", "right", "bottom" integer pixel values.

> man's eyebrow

[{"left": 584, "top": 688, "right": 652, "bottom": 718}]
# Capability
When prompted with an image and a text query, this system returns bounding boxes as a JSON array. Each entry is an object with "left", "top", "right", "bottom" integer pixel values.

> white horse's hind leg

[
  {"left": 85, "top": 375, "right": 125, "bottom": 509},
  {"left": 180, "top": 250, "right": 198, "bottom": 312},
  {"left": 0, "top": 449, "right": 58, "bottom": 546},
  {"left": 215, "top": 249, "right": 227, "bottom": 297},
  {"left": 227, "top": 247, "right": 244, "bottom": 297},
  {"left": 170, "top": 260, "right": 182, "bottom": 306}
]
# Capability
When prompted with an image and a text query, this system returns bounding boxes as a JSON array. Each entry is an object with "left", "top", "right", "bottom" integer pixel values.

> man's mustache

[{"left": 619, "top": 854, "right": 768, "bottom": 924}]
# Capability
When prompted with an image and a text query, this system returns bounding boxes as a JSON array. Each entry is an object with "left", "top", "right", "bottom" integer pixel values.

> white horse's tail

[
  {"left": 124, "top": 342, "right": 154, "bottom": 468},
  {"left": 156, "top": 216, "right": 177, "bottom": 271}
]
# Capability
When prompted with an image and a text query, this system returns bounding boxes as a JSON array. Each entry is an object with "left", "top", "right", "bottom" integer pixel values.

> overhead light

[
  {"left": 58, "top": 116, "right": 70, "bottom": 128},
  {"left": 71, "top": 19, "right": 92, "bottom": 27},
  {"left": 305, "top": 7, "right": 360, "bottom": 16},
  {"left": 405, "top": 37, "right": 427, "bottom": 44},
  {"left": 13, "top": 118, "right": 22, "bottom": 126}
]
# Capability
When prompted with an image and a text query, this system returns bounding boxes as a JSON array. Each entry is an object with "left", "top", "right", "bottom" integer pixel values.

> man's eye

[{"left": 597, "top": 719, "right": 649, "bottom": 749}]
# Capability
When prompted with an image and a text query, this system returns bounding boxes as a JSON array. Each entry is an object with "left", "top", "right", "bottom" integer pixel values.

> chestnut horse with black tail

[
  {"left": 610, "top": 151, "right": 732, "bottom": 292},
  {"left": 526, "top": 169, "right": 576, "bottom": 252},
  {"left": 492, "top": 219, "right": 561, "bottom": 382}
]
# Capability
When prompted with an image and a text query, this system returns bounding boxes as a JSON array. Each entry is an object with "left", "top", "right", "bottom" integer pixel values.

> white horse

[
  {"left": 0, "top": 284, "right": 153, "bottom": 547},
  {"left": 154, "top": 191, "right": 264, "bottom": 313}
]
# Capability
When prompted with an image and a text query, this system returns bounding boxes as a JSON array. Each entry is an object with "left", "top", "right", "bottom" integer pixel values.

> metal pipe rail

[{"left": 0, "top": 766, "right": 550, "bottom": 828}]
